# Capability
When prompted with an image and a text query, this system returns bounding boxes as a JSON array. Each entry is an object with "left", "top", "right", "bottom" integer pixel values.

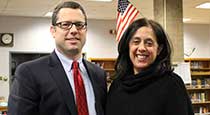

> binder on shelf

[{"left": 174, "top": 62, "right": 191, "bottom": 84}]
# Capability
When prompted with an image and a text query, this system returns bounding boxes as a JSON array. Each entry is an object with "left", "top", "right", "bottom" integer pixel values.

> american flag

[{"left": 116, "top": 0, "right": 139, "bottom": 42}]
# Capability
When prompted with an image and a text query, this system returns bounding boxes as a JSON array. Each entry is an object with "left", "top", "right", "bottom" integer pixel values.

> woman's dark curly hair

[{"left": 115, "top": 18, "right": 173, "bottom": 78}]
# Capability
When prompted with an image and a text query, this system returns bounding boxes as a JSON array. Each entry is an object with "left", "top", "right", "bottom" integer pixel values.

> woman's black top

[{"left": 105, "top": 63, "right": 194, "bottom": 115}]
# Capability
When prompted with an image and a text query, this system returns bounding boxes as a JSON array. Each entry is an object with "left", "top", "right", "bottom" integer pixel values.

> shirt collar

[{"left": 55, "top": 48, "right": 83, "bottom": 71}]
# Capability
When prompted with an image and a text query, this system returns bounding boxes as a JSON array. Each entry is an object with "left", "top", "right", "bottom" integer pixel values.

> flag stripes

[{"left": 116, "top": 0, "right": 139, "bottom": 42}]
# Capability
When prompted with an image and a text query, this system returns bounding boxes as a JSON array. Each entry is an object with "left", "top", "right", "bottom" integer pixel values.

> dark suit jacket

[{"left": 8, "top": 51, "right": 107, "bottom": 115}]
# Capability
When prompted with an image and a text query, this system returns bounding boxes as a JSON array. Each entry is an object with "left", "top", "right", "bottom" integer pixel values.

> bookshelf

[
  {"left": 0, "top": 105, "right": 7, "bottom": 114},
  {"left": 88, "top": 58, "right": 116, "bottom": 87},
  {"left": 0, "top": 106, "right": 7, "bottom": 111},
  {"left": 185, "top": 58, "right": 210, "bottom": 114},
  {"left": 0, "top": 97, "right": 7, "bottom": 114}
]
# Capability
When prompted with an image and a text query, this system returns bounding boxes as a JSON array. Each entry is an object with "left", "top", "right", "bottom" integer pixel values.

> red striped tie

[{"left": 72, "top": 61, "right": 89, "bottom": 115}]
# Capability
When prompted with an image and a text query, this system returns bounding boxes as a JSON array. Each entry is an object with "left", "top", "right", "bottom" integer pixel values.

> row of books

[
  {"left": 191, "top": 78, "right": 210, "bottom": 88},
  {"left": 91, "top": 62, "right": 105, "bottom": 68},
  {"left": 190, "top": 62, "right": 210, "bottom": 69},
  {"left": 190, "top": 92, "right": 207, "bottom": 103},
  {"left": 194, "top": 106, "right": 210, "bottom": 114},
  {"left": 195, "top": 113, "right": 210, "bottom": 115}
]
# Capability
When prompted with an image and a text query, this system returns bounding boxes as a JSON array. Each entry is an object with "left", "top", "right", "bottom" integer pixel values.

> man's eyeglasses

[{"left": 55, "top": 21, "right": 87, "bottom": 30}]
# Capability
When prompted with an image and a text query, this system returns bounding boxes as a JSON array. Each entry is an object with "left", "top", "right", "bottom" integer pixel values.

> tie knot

[{"left": 72, "top": 61, "right": 79, "bottom": 70}]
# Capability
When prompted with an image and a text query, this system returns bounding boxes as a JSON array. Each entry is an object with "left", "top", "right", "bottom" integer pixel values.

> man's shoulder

[
  {"left": 17, "top": 55, "right": 50, "bottom": 70},
  {"left": 83, "top": 59, "right": 105, "bottom": 72}
]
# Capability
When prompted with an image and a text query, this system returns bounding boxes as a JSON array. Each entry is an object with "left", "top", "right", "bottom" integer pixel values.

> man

[{"left": 8, "top": 1, "right": 107, "bottom": 115}]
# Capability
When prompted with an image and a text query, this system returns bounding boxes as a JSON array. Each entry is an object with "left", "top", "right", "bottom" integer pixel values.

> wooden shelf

[
  {"left": 187, "top": 87, "right": 210, "bottom": 91},
  {"left": 185, "top": 58, "right": 210, "bottom": 61},
  {"left": 195, "top": 113, "right": 210, "bottom": 115},
  {"left": 191, "top": 68, "right": 210, "bottom": 71},
  {"left": 191, "top": 72, "right": 210, "bottom": 76},
  {"left": 0, "top": 106, "right": 7, "bottom": 111},
  {"left": 88, "top": 58, "right": 116, "bottom": 61},
  {"left": 89, "top": 58, "right": 116, "bottom": 83},
  {"left": 185, "top": 58, "right": 210, "bottom": 114},
  {"left": 192, "top": 101, "right": 210, "bottom": 105},
  {"left": 104, "top": 68, "right": 115, "bottom": 71}
]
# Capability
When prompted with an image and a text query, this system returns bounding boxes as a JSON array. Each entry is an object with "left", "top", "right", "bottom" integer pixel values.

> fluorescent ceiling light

[
  {"left": 196, "top": 2, "right": 210, "bottom": 9},
  {"left": 86, "top": 0, "right": 112, "bottom": 2},
  {"left": 183, "top": 18, "right": 191, "bottom": 22},
  {"left": 45, "top": 12, "right": 53, "bottom": 17}
]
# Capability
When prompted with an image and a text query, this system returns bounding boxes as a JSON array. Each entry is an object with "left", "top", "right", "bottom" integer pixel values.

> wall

[
  {"left": 0, "top": 16, "right": 118, "bottom": 100},
  {"left": 0, "top": 16, "right": 210, "bottom": 100},
  {"left": 184, "top": 24, "right": 210, "bottom": 58}
]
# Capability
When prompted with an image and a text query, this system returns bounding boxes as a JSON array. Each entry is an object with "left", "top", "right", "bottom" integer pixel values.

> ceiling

[{"left": 0, "top": 0, "right": 210, "bottom": 24}]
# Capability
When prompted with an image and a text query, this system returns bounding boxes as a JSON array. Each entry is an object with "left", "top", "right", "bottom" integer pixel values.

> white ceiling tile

[{"left": 0, "top": 0, "right": 209, "bottom": 24}]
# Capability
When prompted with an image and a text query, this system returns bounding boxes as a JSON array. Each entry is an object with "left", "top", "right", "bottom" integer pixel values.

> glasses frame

[{"left": 55, "top": 21, "right": 87, "bottom": 31}]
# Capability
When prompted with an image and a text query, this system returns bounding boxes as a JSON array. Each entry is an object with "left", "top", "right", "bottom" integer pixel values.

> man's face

[{"left": 50, "top": 8, "right": 87, "bottom": 58}]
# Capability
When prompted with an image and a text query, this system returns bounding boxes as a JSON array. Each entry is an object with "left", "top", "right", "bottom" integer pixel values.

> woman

[{"left": 106, "top": 18, "right": 194, "bottom": 115}]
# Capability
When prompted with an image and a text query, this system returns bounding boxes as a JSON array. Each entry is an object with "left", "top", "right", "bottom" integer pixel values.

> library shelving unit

[
  {"left": 88, "top": 58, "right": 116, "bottom": 85},
  {"left": 0, "top": 98, "right": 7, "bottom": 114},
  {"left": 0, "top": 106, "right": 7, "bottom": 114},
  {"left": 185, "top": 58, "right": 210, "bottom": 114}
]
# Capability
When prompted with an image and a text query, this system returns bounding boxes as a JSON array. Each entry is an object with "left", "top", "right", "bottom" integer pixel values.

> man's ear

[
  {"left": 50, "top": 25, "right": 56, "bottom": 38},
  {"left": 157, "top": 45, "right": 163, "bottom": 55}
]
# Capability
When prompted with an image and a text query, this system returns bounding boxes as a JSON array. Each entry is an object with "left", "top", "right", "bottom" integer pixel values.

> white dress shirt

[{"left": 55, "top": 49, "right": 96, "bottom": 115}]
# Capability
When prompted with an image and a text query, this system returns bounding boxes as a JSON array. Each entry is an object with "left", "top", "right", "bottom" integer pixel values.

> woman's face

[{"left": 129, "top": 26, "right": 160, "bottom": 74}]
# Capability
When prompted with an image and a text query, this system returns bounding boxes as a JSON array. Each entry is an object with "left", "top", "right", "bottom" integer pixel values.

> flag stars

[
  {"left": 118, "top": 0, "right": 129, "bottom": 13},
  {"left": 116, "top": 0, "right": 139, "bottom": 41}
]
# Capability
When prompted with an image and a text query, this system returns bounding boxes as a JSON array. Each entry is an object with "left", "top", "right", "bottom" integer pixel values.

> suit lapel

[
  {"left": 83, "top": 60, "right": 104, "bottom": 115},
  {"left": 48, "top": 52, "right": 77, "bottom": 115}
]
